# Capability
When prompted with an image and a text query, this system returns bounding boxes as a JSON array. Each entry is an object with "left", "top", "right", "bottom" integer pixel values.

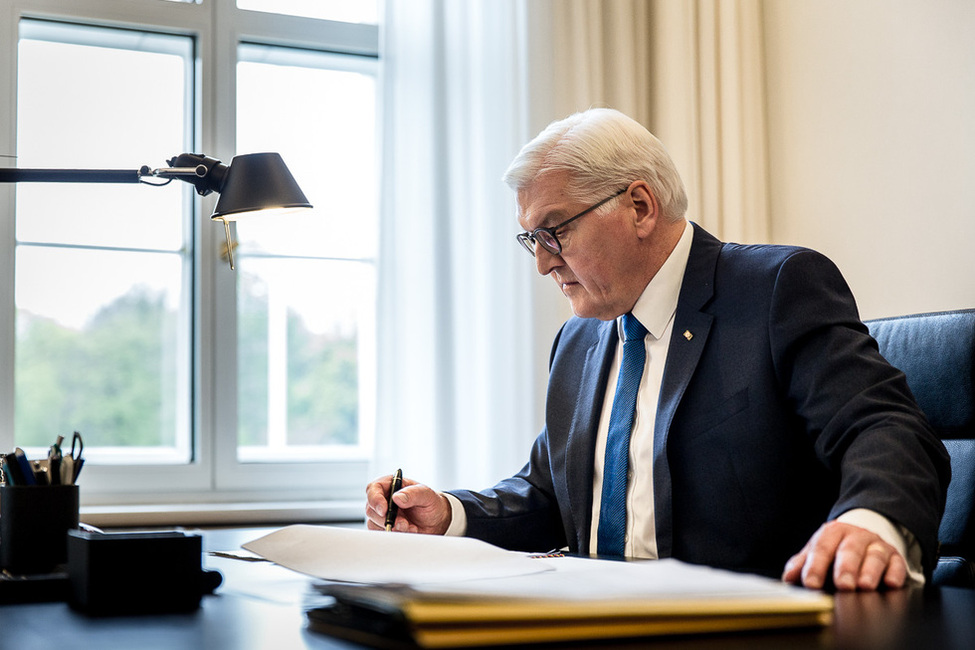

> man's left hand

[{"left": 782, "top": 520, "right": 908, "bottom": 591}]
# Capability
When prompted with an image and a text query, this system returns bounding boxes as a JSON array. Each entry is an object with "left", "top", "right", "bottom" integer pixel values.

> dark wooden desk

[{"left": 1, "top": 527, "right": 972, "bottom": 650}]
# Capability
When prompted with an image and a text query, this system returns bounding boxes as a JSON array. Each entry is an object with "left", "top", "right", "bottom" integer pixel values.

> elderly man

[{"left": 366, "top": 108, "right": 950, "bottom": 591}]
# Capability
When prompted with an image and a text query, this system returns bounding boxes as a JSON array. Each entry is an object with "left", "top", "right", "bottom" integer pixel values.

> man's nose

[{"left": 535, "top": 246, "right": 561, "bottom": 276}]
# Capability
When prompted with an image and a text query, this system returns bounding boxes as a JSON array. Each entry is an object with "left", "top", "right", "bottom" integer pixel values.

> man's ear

[{"left": 629, "top": 182, "right": 658, "bottom": 238}]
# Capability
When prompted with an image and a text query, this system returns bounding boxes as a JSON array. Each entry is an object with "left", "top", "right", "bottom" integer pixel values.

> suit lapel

[
  {"left": 564, "top": 320, "right": 617, "bottom": 554},
  {"left": 653, "top": 223, "right": 719, "bottom": 558}
]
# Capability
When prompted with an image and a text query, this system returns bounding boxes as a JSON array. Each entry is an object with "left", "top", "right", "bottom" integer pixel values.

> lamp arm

[
  {"left": 0, "top": 168, "right": 142, "bottom": 183},
  {"left": 0, "top": 153, "right": 229, "bottom": 195}
]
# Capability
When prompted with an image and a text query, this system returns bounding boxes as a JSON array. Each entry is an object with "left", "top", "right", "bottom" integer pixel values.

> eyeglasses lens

[{"left": 536, "top": 231, "right": 560, "bottom": 255}]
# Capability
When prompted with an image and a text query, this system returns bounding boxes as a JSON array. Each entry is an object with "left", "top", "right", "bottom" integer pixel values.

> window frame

[{"left": 0, "top": 0, "right": 380, "bottom": 520}]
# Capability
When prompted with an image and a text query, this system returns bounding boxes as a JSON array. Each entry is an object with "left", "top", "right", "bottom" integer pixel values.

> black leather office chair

[{"left": 866, "top": 309, "right": 975, "bottom": 588}]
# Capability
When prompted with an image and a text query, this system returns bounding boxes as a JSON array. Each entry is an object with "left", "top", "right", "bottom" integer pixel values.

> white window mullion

[{"left": 267, "top": 277, "right": 289, "bottom": 452}]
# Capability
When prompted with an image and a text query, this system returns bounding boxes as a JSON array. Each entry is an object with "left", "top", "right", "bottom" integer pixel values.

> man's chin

[{"left": 567, "top": 300, "right": 618, "bottom": 321}]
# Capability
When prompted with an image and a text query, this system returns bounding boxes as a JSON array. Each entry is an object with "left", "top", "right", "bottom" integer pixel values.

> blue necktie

[{"left": 596, "top": 313, "right": 648, "bottom": 557}]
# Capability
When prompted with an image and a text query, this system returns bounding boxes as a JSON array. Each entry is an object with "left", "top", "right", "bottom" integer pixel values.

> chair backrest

[{"left": 866, "top": 309, "right": 975, "bottom": 587}]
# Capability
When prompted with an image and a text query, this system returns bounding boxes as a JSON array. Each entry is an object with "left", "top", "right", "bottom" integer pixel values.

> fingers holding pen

[
  {"left": 365, "top": 472, "right": 403, "bottom": 530},
  {"left": 365, "top": 472, "right": 418, "bottom": 531},
  {"left": 364, "top": 473, "right": 453, "bottom": 535}
]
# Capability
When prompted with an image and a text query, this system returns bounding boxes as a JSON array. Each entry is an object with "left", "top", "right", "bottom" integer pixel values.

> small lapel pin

[{"left": 683, "top": 330, "right": 693, "bottom": 341}]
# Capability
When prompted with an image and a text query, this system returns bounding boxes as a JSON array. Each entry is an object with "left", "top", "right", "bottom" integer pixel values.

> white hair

[{"left": 503, "top": 108, "right": 688, "bottom": 221}]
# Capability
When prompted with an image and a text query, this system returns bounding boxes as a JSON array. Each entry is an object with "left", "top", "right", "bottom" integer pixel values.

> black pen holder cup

[{"left": 0, "top": 485, "right": 80, "bottom": 574}]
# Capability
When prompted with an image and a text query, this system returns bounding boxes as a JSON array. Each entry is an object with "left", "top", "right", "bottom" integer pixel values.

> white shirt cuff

[
  {"left": 837, "top": 508, "right": 925, "bottom": 586},
  {"left": 442, "top": 492, "right": 468, "bottom": 536}
]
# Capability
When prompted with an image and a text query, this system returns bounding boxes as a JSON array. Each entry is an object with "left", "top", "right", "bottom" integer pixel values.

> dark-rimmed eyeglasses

[{"left": 516, "top": 187, "right": 627, "bottom": 257}]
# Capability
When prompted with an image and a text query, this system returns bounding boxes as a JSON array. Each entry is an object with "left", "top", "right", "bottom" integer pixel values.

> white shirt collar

[{"left": 619, "top": 220, "right": 694, "bottom": 341}]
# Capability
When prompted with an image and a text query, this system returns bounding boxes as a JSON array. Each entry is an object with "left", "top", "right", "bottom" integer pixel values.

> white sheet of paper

[
  {"left": 242, "top": 524, "right": 552, "bottom": 584},
  {"left": 412, "top": 555, "right": 827, "bottom": 603}
]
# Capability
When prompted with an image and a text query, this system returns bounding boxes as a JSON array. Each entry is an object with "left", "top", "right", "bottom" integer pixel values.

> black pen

[{"left": 384, "top": 469, "right": 403, "bottom": 532}]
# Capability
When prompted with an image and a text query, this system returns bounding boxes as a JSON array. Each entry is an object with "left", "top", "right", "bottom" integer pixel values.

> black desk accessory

[
  {"left": 0, "top": 484, "right": 80, "bottom": 574},
  {"left": 67, "top": 529, "right": 223, "bottom": 615}
]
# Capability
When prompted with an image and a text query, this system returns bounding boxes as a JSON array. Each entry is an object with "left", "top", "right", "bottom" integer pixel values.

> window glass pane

[
  {"left": 236, "top": 44, "right": 377, "bottom": 462},
  {"left": 236, "top": 45, "right": 377, "bottom": 260},
  {"left": 15, "top": 20, "right": 193, "bottom": 464},
  {"left": 16, "top": 23, "right": 189, "bottom": 250},
  {"left": 237, "top": 0, "right": 379, "bottom": 24},
  {"left": 15, "top": 248, "right": 190, "bottom": 463},
  {"left": 237, "top": 259, "right": 374, "bottom": 461}
]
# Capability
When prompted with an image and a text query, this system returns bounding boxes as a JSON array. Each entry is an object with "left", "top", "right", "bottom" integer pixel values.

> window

[
  {"left": 235, "top": 44, "right": 377, "bottom": 463},
  {"left": 1, "top": 1, "right": 380, "bottom": 516},
  {"left": 15, "top": 20, "right": 194, "bottom": 465}
]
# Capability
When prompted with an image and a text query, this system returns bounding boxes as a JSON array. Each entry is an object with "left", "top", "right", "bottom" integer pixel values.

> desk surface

[{"left": 1, "top": 526, "right": 973, "bottom": 650}]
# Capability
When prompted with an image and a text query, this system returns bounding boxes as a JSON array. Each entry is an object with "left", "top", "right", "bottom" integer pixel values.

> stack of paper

[{"left": 243, "top": 525, "right": 833, "bottom": 648}]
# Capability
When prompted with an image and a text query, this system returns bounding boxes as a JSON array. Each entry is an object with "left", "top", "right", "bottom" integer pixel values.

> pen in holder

[{"left": 0, "top": 484, "right": 80, "bottom": 574}]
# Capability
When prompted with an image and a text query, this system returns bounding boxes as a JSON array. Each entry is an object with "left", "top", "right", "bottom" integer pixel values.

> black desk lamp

[{"left": 0, "top": 151, "right": 312, "bottom": 270}]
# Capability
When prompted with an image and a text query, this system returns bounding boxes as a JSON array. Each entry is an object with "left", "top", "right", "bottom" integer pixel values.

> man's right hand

[{"left": 365, "top": 474, "right": 452, "bottom": 535}]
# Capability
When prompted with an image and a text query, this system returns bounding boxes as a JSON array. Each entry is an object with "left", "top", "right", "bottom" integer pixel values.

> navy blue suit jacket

[{"left": 449, "top": 224, "right": 950, "bottom": 578}]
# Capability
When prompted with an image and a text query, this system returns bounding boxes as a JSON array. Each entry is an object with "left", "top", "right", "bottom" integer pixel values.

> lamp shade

[{"left": 210, "top": 152, "right": 311, "bottom": 221}]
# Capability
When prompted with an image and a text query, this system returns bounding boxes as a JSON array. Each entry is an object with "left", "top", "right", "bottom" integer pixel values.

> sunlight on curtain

[
  {"left": 375, "top": 0, "right": 537, "bottom": 490},
  {"left": 548, "top": 0, "right": 653, "bottom": 126},
  {"left": 647, "top": 0, "right": 770, "bottom": 243}
]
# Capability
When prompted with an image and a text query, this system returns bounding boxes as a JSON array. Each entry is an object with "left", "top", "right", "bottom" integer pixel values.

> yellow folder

[{"left": 306, "top": 555, "right": 833, "bottom": 648}]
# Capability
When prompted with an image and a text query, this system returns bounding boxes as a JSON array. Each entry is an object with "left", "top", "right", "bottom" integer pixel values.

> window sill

[{"left": 80, "top": 499, "right": 365, "bottom": 529}]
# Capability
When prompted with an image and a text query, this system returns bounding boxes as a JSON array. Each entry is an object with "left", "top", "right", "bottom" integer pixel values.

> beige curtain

[
  {"left": 531, "top": 0, "right": 770, "bottom": 244},
  {"left": 548, "top": 0, "right": 653, "bottom": 125},
  {"left": 649, "top": 0, "right": 770, "bottom": 243}
]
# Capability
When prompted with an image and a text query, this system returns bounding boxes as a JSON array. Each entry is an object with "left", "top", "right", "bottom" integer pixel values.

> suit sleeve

[{"left": 768, "top": 250, "right": 951, "bottom": 574}]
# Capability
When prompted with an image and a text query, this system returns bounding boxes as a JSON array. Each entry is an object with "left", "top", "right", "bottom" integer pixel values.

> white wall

[{"left": 762, "top": 0, "right": 975, "bottom": 319}]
